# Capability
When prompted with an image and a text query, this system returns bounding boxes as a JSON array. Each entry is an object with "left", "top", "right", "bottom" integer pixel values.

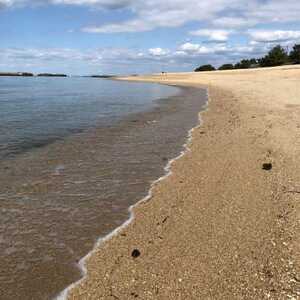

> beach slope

[{"left": 67, "top": 66, "right": 300, "bottom": 299}]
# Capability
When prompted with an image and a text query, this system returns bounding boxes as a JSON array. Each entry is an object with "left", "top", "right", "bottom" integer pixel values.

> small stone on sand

[
  {"left": 131, "top": 249, "right": 141, "bottom": 258},
  {"left": 262, "top": 163, "right": 272, "bottom": 171}
]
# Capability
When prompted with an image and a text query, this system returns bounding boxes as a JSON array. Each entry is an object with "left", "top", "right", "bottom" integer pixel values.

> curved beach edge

[
  {"left": 56, "top": 67, "right": 300, "bottom": 300},
  {"left": 54, "top": 84, "right": 209, "bottom": 300}
]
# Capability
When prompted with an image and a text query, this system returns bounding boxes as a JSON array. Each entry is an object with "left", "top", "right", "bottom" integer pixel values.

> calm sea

[
  {"left": 0, "top": 77, "right": 179, "bottom": 159},
  {"left": 0, "top": 77, "right": 207, "bottom": 300}
]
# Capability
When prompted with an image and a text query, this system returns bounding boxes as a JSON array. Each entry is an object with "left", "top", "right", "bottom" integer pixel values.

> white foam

[{"left": 54, "top": 87, "right": 209, "bottom": 300}]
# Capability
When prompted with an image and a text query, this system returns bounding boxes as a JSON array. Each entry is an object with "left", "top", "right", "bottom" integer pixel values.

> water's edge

[{"left": 55, "top": 84, "right": 209, "bottom": 300}]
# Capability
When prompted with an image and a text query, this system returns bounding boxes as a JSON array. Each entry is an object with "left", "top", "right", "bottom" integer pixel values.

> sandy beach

[{"left": 66, "top": 66, "right": 300, "bottom": 299}]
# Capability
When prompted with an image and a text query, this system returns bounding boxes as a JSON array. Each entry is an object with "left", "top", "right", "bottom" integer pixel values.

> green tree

[
  {"left": 259, "top": 45, "right": 288, "bottom": 67},
  {"left": 235, "top": 59, "right": 251, "bottom": 69},
  {"left": 234, "top": 58, "right": 258, "bottom": 69},
  {"left": 249, "top": 58, "right": 258, "bottom": 65},
  {"left": 218, "top": 63, "right": 234, "bottom": 70},
  {"left": 289, "top": 44, "right": 300, "bottom": 64},
  {"left": 194, "top": 64, "right": 216, "bottom": 72}
]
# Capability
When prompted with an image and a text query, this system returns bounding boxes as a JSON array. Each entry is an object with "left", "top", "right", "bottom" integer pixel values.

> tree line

[{"left": 194, "top": 44, "right": 300, "bottom": 72}]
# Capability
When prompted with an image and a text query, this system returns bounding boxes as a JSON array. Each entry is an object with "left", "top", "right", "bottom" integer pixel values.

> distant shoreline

[
  {"left": 0, "top": 72, "right": 34, "bottom": 77},
  {"left": 37, "top": 73, "right": 68, "bottom": 77},
  {"left": 0, "top": 72, "right": 68, "bottom": 77},
  {"left": 0, "top": 73, "right": 119, "bottom": 78}
]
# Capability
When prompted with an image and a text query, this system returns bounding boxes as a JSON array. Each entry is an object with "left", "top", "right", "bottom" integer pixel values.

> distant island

[
  {"left": 89, "top": 75, "right": 116, "bottom": 78},
  {"left": 0, "top": 72, "right": 34, "bottom": 77},
  {"left": 37, "top": 73, "right": 68, "bottom": 77},
  {"left": 0, "top": 72, "right": 68, "bottom": 77},
  {"left": 0, "top": 72, "right": 119, "bottom": 79}
]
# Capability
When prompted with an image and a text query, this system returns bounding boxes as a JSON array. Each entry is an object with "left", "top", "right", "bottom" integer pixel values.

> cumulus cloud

[
  {"left": 177, "top": 42, "right": 227, "bottom": 56},
  {"left": 0, "top": 0, "right": 22, "bottom": 7},
  {"left": 0, "top": 41, "right": 269, "bottom": 75},
  {"left": 177, "top": 41, "right": 267, "bottom": 58},
  {"left": 189, "top": 29, "right": 233, "bottom": 42},
  {"left": 247, "top": 0, "right": 300, "bottom": 23},
  {"left": 51, "top": 0, "right": 133, "bottom": 9},
  {"left": 2, "top": 0, "right": 300, "bottom": 35},
  {"left": 179, "top": 42, "right": 227, "bottom": 55},
  {"left": 212, "top": 17, "right": 257, "bottom": 29},
  {"left": 82, "top": 19, "right": 152, "bottom": 33},
  {"left": 0, "top": 0, "right": 134, "bottom": 9},
  {"left": 2, "top": 0, "right": 300, "bottom": 73},
  {"left": 79, "top": 0, "right": 300, "bottom": 33},
  {"left": 249, "top": 30, "right": 300, "bottom": 43},
  {"left": 0, "top": 47, "right": 99, "bottom": 63},
  {"left": 148, "top": 48, "right": 169, "bottom": 56},
  {"left": 82, "top": 0, "right": 243, "bottom": 33}
]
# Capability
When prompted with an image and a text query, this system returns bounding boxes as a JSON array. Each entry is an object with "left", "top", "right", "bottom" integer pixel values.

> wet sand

[
  {"left": 66, "top": 66, "right": 300, "bottom": 299},
  {"left": 0, "top": 86, "right": 207, "bottom": 300}
]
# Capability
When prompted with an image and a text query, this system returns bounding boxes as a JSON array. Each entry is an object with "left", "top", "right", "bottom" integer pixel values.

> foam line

[{"left": 55, "top": 87, "right": 209, "bottom": 300}]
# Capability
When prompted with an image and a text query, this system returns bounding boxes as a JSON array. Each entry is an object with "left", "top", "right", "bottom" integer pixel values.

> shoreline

[
  {"left": 64, "top": 66, "right": 299, "bottom": 299},
  {"left": 55, "top": 86, "right": 209, "bottom": 300},
  {"left": 1, "top": 80, "right": 206, "bottom": 300}
]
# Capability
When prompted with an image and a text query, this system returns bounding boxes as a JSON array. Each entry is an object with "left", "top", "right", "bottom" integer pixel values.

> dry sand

[{"left": 66, "top": 66, "right": 300, "bottom": 299}]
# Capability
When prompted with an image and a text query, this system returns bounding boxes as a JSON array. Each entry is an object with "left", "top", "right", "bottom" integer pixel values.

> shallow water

[
  {"left": 0, "top": 77, "right": 178, "bottom": 159},
  {"left": 0, "top": 78, "right": 207, "bottom": 300}
]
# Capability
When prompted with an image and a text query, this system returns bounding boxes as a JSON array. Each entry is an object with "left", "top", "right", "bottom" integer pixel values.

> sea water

[{"left": 0, "top": 76, "right": 207, "bottom": 300}]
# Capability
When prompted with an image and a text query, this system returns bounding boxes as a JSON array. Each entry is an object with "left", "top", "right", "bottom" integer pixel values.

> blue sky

[{"left": 1, "top": 0, "right": 300, "bottom": 75}]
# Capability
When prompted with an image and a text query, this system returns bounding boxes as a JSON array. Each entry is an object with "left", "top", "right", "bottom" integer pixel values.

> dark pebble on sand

[
  {"left": 131, "top": 292, "right": 139, "bottom": 298},
  {"left": 131, "top": 249, "right": 141, "bottom": 258},
  {"left": 262, "top": 163, "right": 272, "bottom": 170},
  {"left": 162, "top": 216, "right": 169, "bottom": 223}
]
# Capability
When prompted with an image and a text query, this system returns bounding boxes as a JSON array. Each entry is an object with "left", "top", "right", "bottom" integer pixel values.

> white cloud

[
  {"left": 148, "top": 48, "right": 169, "bottom": 56},
  {"left": 82, "top": 19, "right": 152, "bottom": 33},
  {"left": 78, "top": 0, "right": 300, "bottom": 33},
  {"left": 249, "top": 30, "right": 300, "bottom": 43},
  {"left": 179, "top": 42, "right": 228, "bottom": 55},
  {"left": 0, "top": 0, "right": 134, "bottom": 9},
  {"left": 177, "top": 41, "right": 267, "bottom": 58},
  {"left": 51, "top": 0, "right": 133, "bottom": 9},
  {"left": 247, "top": 0, "right": 300, "bottom": 23},
  {"left": 2, "top": 1, "right": 300, "bottom": 73},
  {"left": 179, "top": 42, "right": 201, "bottom": 52},
  {"left": 0, "top": 40, "right": 273, "bottom": 74},
  {"left": 81, "top": 0, "right": 243, "bottom": 33},
  {"left": 189, "top": 29, "right": 232, "bottom": 41},
  {"left": 212, "top": 17, "right": 257, "bottom": 29},
  {"left": 0, "top": 0, "right": 16, "bottom": 8},
  {"left": 3, "top": 0, "right": 300, "bottom": 35}
]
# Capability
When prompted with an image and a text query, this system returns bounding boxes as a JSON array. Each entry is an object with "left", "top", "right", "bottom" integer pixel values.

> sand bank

[{"left": 65, "top": 66, "right": 300, "bottom": 299}]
